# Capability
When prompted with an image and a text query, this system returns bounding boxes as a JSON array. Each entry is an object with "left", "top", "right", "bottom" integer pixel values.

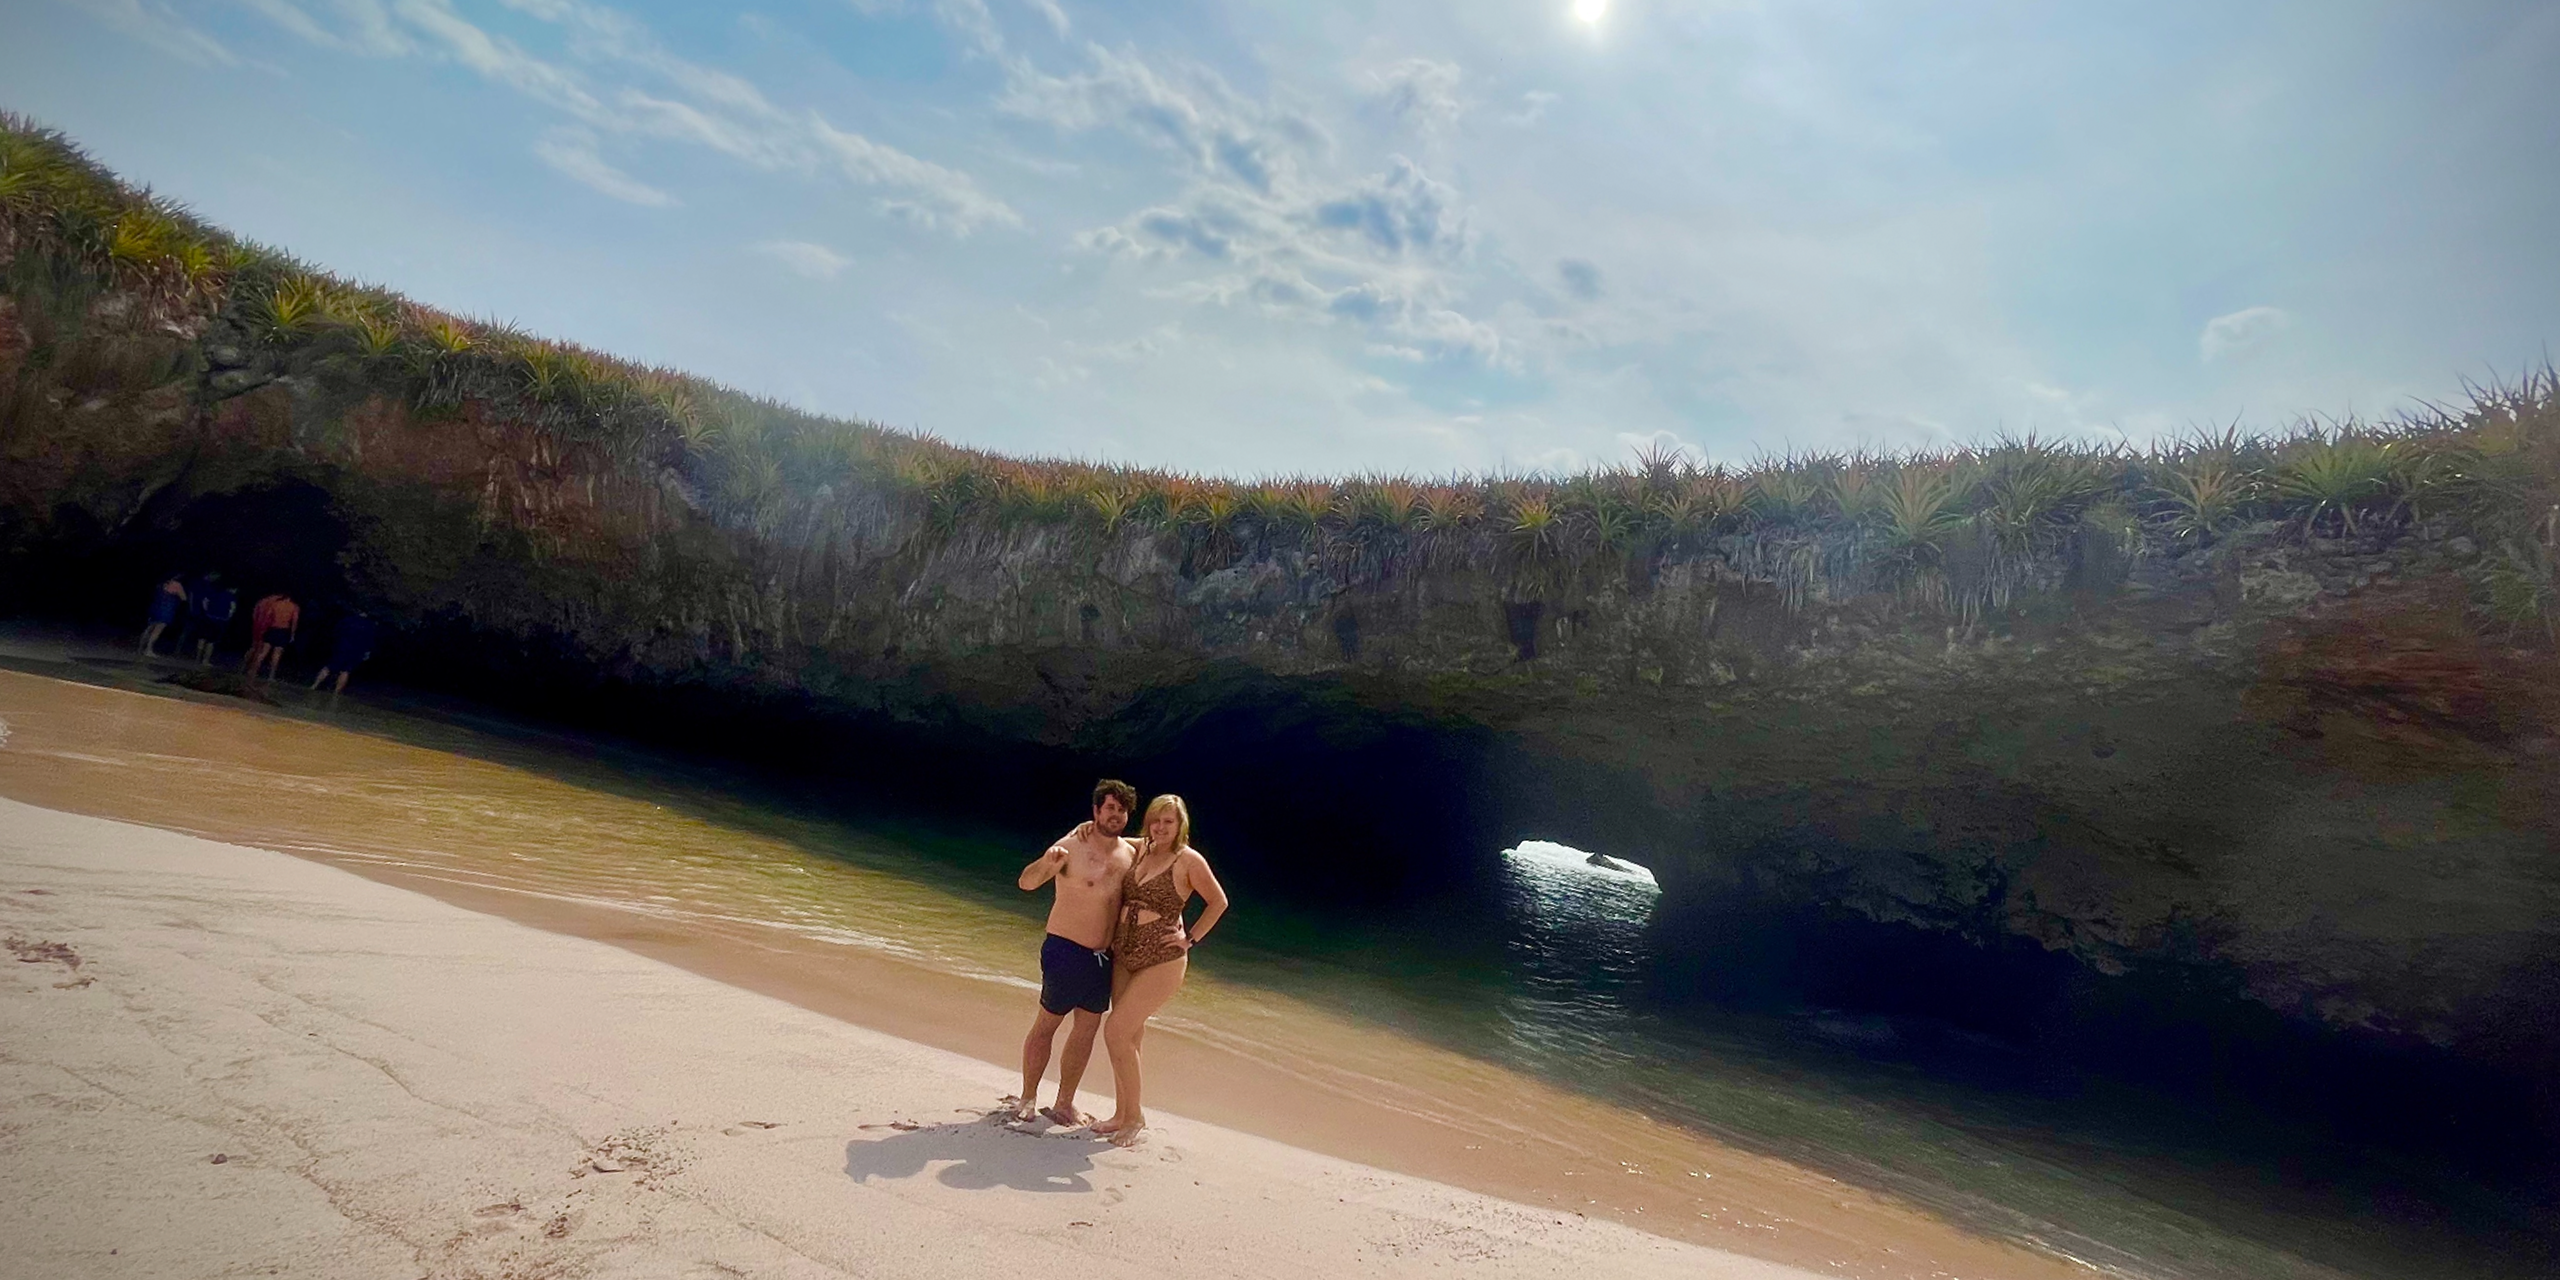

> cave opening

[{"left": 2, "top": 480, "right": 355, "bottom": 628}]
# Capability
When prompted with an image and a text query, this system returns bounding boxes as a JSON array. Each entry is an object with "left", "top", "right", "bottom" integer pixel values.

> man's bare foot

[
  {"left": 1107, "top": 1122, "right": 1147, "bottom": 1149},
  {"left": 1040, "top": 1104, "right": 1089, "bottom": 1128},
  {"left": 1088, "top": 1114, "right": 1126, "bottom": 1135},
  {"left": 1003, "top": 1095, "right": 1039, "bottom": 1123}
]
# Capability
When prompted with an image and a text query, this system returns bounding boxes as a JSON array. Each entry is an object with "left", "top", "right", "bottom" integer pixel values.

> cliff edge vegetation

[{"left": 5, "top": 117, "right": 2557, "bottom": 1135}]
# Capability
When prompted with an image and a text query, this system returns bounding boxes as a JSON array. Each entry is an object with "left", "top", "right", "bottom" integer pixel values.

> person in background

[
  {"left": 311, "top": 609, "right": 379, "bottom": 694},
  {"left": 138, "top": 573, "right": 187, "bottom": 657},
  {"left": 186, "top": 572, "right": 238, "bottom": 666},
  {"left": 242, "top": 592, "right": 299, "bottom": 681}
]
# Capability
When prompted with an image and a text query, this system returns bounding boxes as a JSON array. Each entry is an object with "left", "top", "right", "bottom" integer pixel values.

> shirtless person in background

[{"left": 1011, "top": 778, "right": 1139, "bottom": 1126}]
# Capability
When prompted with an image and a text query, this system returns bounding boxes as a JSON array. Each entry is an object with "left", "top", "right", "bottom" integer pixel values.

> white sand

[{"left": 0, "top": 798, "right": 1821, "bottom": 1280}]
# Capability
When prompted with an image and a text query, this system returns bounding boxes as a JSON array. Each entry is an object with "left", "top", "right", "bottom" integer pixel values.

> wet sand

[
  {"left": 1, "top": 798, "right": 1835, "bottom": 1278},
  {"left": 0, "top": 666, "right": 2094, "bottom": 1278}
]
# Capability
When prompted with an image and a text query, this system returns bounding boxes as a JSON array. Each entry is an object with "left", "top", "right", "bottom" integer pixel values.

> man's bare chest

[{"left": 1060, "top": 847, "right": 1125, "bottom": 894}]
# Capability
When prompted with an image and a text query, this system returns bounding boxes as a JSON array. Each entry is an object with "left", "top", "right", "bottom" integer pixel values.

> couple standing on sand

[{"left": 1013, "top": 779, "right": 1229, "bottom": 1148}]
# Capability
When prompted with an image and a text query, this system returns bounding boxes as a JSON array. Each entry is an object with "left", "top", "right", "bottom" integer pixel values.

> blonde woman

[{"left": 1091, "top": 794, "right": 1228, "bottom": 1148}]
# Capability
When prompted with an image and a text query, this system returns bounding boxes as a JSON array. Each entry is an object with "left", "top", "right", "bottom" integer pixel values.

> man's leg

[
  {"left": 1016, "top": 1006, "right": 1065, "bottom": 1121},
  {"left": 1045, "top": 1008, "right": 1104, "bottom": 1125}
]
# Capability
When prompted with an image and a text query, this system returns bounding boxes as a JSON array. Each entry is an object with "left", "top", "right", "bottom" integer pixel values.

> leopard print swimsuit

[{"left": 1113, "top": 855, "right": 1189, "bottom": 975}]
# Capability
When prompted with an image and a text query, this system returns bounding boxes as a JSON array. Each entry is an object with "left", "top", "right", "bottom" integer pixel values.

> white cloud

[
  {"left": 1367, "top": 58, "right": 1463, "bottom": 132},
  {"left": 62, "top": 0, "right": 238, "bottom": 66},
  {"left": 1503, "top": 90, "right": 1559, "bottom": 126},
  {"left": 1017, "top": 0, "right": 1070, "bottom": 39},
  {"left": 2199, "top": 305, "right": 2292, "bottom": 364},
  {"left": 532, "top": 129, "right": 675, "bottom": 205},
  {"left": 236, "top": 0, "right": 1017, "bottom": 236},
  {"left": 1314, "top": 156, "right": 1469, "bottom": 258},
  {"left": 756, "top": 240, "right": 853, "bottom": 280},
  {"left": 809, "top": 116, "right": 1023, "bottom": 234},
  {"left": 999, "top": 44, "right": 1326, "bottom": 193}
]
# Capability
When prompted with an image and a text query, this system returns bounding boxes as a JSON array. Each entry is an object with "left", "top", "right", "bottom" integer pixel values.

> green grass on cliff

[{"left": 6, "top": 114, "right": 2559, "bottom": 635}]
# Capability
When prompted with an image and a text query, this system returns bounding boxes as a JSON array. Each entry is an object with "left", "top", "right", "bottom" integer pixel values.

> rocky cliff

[{"left": 4, "top": 121, "right": 2556, "bottom": 1117}]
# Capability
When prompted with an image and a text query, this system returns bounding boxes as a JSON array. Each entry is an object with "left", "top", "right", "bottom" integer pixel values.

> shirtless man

[{"left": 1012, "top": 778, "right": 1139, "bottom": 1126}]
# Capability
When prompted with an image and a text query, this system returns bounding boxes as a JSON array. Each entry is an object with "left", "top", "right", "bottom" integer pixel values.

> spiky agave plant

[
  {"left": 1412, "top": 484, "right": 1479, "bottom": 537},
  {"left": 1748, "top": 463, "right": 1824, "bottom": 525},
  {"left": 2154, "top": 448, "right": 2253, "bottom": 546},
  {"left": 1880, "top": 466, "right": 1961, "bottom": 551},
  {"left": 1270, "top": 482, "right": 1331, "bottom": 543},
  {"left": 1085, "top": 486, "right": 1135, "bottom": 535},
  {"left": 1590, "top": 487, "right": 1642, "bottom": 552},
  {"left": 253, "top": 275, "right": 330, "bottom": 346},
  {"left": 1193, "top": 487, "right": 1243, "bottom": 567},
  {"left": 105, "top": 206, "right": 180, "bottom": 282},
  {"left": 1633, "top": 440, "right": 1688, "bottom": 494},
  {"left": 1978, "top": 447, "right": 2105, "bottom": 555},
  {"left": 1509, "top": 493, "right": 1565, "bottom": 563},
  {"left": 1828, "top": 464, "right": 1888, "bottom": 527},
  {"left": 0, "top": 129, "right": 78, "bottom": 220},
  {"left": 2274, "top": 434, "right": 2394, "bottom": 535}
]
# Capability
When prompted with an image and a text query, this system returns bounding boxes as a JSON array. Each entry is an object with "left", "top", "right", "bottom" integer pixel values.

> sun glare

[{"left": 1571, "top": 0, "right": 1609, "bottom": 27}]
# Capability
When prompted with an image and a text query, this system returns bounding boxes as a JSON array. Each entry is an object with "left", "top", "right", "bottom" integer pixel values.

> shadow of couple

[{"left": 844, "top": 1115, "right": 1113, "bottom": 1193}]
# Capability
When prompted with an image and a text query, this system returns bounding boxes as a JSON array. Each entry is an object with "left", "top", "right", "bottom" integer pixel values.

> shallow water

[{"left": 0, "top": 652, "right": 2550, "bottom": 1280}]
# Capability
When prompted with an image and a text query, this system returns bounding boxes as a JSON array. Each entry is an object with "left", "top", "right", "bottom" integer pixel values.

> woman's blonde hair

[{"left": 1141, "top": 794, "right": 1191, "bottom": 859}]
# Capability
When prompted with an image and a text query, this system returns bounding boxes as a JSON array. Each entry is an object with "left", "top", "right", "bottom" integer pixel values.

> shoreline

[
  {"left": 0, "top": 662, "right": 2100, "bottom": 1278},
  {"left": 0, "top": 797, "right": 1829, "bottom": 1278}
]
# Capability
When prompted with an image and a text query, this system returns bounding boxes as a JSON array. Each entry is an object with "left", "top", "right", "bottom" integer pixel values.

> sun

[{"left": 1571, "top": 0, "right": 1610, "bottom": 26}]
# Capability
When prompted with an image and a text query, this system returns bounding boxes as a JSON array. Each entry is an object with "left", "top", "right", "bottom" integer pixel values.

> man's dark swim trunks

[{"left": 1038, "top": 933, "right": 1113, "bottom": 1016}]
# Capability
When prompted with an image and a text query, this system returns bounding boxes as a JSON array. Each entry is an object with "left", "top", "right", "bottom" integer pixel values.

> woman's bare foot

[
  {"left": 1040, "top": 1104, "right": 1089, "bottom": 1128},
  {"left": 1107, "top": 1121, "right": 1147, "bottom": 1148},
  {"left": 1088, "top": 1114, "right": 1127, "bottom": 1135}
]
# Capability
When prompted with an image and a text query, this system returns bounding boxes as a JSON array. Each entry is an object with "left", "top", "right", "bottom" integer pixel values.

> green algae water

[{"left": 0, "top": 648, "right": 2550, "bottom": 1280}]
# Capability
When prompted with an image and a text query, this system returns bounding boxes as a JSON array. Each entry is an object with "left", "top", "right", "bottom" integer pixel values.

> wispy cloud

[
  {"left": 60, "top": 0, "right": 237, "bottom": 66},
  {"left": 2200, "top": 306, "right": 2292, "bottom": 364},
  {"left": 755, "top": 240, "right": 852, "bottom": 280},
  {"left": 1017, "top": 0, "right": 1070, "bottom": 40},
  {"left": 1366, "top": 58, "right": 1463, "bottom": 133},
  {"left": 233, "top": 0, "right": 1018, "bottom": 235},
  {"left": 999, "top": 44, "right": 1327, "bottom": 194},
  {"left": 809, "top": 115, "right": 1023, "bottom": 234},
  {"left": 532, "top": 128, "right": 673, "bottom": 206}
]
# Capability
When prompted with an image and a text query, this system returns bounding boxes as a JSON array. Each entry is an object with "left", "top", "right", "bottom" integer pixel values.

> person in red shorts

[{"left": 242, "top": 592, "right": 300, "bottom": 681}]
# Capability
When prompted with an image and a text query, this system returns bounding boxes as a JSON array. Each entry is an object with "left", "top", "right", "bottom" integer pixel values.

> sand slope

[{"left": 0, "top": 799, "right": 1820, "bottom": 1279}]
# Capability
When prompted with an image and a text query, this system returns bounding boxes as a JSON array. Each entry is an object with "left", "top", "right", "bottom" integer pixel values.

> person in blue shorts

[
  {"left": 1010, "top": 779, "right": 1138, "bottom": 1126},
  {"left": 311, "top": 609, "right": 380, "bottom": 694},
  {"left": 138, "top": 573, "right": 187, "bottom": 656},
  {"left": 185, "top": 573, "right": 238, "bottom": 666}
]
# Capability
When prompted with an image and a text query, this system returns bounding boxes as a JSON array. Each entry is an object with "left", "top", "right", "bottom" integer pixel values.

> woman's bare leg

[{"left": 1093, "top": 956, "right": 1185, "bottom": 1146}]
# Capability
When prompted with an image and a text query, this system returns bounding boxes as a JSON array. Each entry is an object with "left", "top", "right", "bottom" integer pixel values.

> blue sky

[{"left": 13, "top": 1, "right": 2560, "bottom": 475}]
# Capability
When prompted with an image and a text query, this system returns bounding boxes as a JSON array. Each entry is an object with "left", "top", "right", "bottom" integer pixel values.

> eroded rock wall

[{"left": 6, "top": 272, "right": 2556, "bottom": 1094}]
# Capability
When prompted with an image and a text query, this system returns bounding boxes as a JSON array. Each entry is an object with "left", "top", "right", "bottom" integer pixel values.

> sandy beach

[
  {"left": 0, "top": 663, "right": 2125, "bottom": 1279},
  {"left": 0, "top": 797, "right": 1837, "bottom": 1279}
]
